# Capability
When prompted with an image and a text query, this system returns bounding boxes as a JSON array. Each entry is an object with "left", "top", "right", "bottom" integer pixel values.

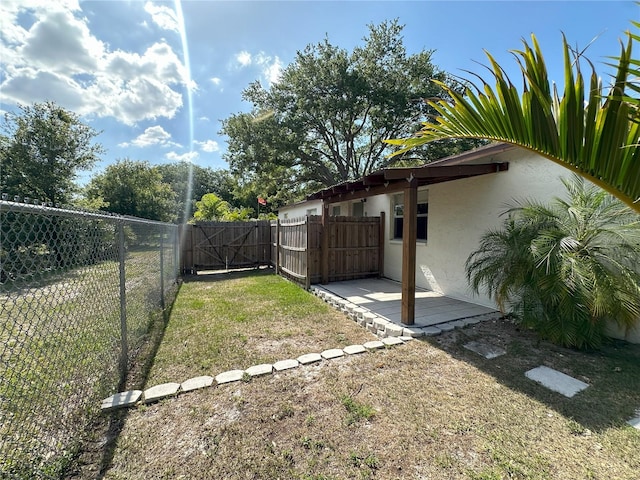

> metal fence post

[
  {"left": 159, "top": 231, "right": 165, "bottom": 311},
  {"left": 118, "top": 221, "right": 128, "bottom": 383}
]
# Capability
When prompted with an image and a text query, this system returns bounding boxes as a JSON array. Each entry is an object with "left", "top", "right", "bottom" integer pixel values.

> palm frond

[{"left": 386, "top": 30, "right": 640, "bottom": 213}]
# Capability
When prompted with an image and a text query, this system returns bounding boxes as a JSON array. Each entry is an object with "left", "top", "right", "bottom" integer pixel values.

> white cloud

[
  {"left": 198, "top": 116, "right": 210, "bottom": 122},
  {"left": 233, "top": 50, "right": 283, "bottom": 86},
  {"left": 194, "top": 139, "right": 219, "bottom": 153},
  {"left": 211, "top": 77, "right": 221, "bottom": 85},
  {"left": 166, "top": 151, "right": 199, "bottom": 162},
  {"left": 236, "top": 51, "right": 252, "bottom": 67},
  {"left": 144, "top": 1, "right": 179, "bottom": 32},
  {"left": 263, "top": 56, "right": 283, "bottom": 86},
  {"left": 0, "top": 2, "right": 195, "bottom": 125},
  {"left": 120, "top": 126, "right": 180, "bottom": 148}
]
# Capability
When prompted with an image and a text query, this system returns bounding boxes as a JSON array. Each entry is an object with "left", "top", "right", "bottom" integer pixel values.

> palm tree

[
  {"left": 386, "top": 28, "right": 640, "bottom": 213},
  {"left": 466, "top": 175, "right": 640, "bottom": 349}
]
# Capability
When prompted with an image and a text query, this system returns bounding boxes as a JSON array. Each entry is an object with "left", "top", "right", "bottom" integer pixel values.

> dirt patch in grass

[{"left": 67, "top": 271, "right": 640, "bottom": 479}]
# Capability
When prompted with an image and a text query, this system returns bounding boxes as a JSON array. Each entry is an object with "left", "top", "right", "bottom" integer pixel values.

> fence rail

[{"left": 0, "top": 200, "right": 179, "bottom": 479}]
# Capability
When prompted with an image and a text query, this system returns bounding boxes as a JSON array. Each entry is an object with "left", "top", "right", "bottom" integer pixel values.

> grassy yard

[{"left": 70, "top": 270, "right": 640, "bottom": 479}]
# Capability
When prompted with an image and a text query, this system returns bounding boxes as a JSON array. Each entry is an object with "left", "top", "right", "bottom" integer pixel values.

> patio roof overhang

[
  {"left": 310, "top": 142, "right": 514, "bottom": 326},
  {"left": 307, "top": 143, "right": 512, "bottom": 205}
]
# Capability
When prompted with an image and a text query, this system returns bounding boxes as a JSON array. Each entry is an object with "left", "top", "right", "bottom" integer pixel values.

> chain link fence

[{"left": 0, "top": 198, "right": 180, "bottom": 479}]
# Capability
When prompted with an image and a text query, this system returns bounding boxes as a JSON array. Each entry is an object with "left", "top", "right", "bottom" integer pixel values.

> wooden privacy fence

[
  {"left": 272, "top": 214, "right": 384, "bottom": 288},
  {"left": 180, "top": 216, "right": 383, "bottom": 287},
  {"left": 180, "top": 221, "right": 271, "bottom": 272}
]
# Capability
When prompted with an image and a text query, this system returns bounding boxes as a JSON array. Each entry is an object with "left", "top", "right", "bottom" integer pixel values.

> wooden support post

[
  {"left": 401, "top": 180, "right": 417, "bottom": 325},
  {"left": 378, "top": 211, "right": 385, "bottom": 278},
  {"left": 305, "top": 216, "right": 311, "bottom": 290},
  {"left": 275, "top": 219, "right": 280, "bottom": 274},
  {"left": 321, "top": 203, "right": 330, "bottom": 284}
]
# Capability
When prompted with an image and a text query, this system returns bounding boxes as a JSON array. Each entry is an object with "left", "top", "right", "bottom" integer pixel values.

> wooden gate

[{"left": 180, "top": 221, "right": 271, "bottom": 273}]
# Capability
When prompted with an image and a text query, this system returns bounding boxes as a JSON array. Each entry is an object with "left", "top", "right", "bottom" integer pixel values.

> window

[
  {"left": 352, "top": 201, "right": 364, "bottom": 218},
  {"left": 306, "top": 207, "right": 318, "bottom": 216},
  {"left": 392, "top": 190, "right": 428, "bottom": 241},
  {"left": 332, "top": 205, "right": 341, "bottom": 216}
]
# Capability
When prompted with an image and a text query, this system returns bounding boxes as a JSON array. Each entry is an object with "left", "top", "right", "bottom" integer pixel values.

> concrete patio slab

[
  {"left": 464, "top": 341, "right": 506, "bottom": 359},
  {"left": 143, "top": 382, "right": 181, "bottom": 404},
  {"left": 315, "top": 278, "right": 498, "bottom": 329},
  {"left": 101, "top": 390, "right": 142, "bottom": 411},
  {"left": 525, "top": 366, "right": 589, "bottom": 398},
  {"left": 181, "top": 375, "right": 214, "bottom": 392}
]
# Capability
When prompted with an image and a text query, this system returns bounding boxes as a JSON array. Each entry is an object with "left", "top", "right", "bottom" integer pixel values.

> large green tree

[
  {"left": 221, "top": 19, "right": 483, "bottom": 198},
  {"left": 156, "top": 162, "right": 236, "bottom": 222},
  {"left": 85, "top": 159, "right": 176, "bottom": 222},
  {"left": 0, "top": 102, "right": 104, "bottom": 205},
  {"left": 466, "top": 175, "right": 640, "bottom": 349},
  {"left": 387, "top": 26, "right": 640, "bottom": 213}
]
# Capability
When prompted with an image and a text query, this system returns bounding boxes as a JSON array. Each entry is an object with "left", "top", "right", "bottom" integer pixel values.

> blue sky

[{"left": 1, "top": 1, "right": 637, "bottom": 185}]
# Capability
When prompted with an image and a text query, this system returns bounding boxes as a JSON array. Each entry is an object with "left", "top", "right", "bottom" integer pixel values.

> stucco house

[{"left": 278, "top": 142, "right": 640, "bottom": 343}]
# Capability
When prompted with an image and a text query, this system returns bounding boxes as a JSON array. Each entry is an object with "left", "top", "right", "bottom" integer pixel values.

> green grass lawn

[
  {"left": 0, "top": 249, "right": 175, "bottom": 479},
  {"left": 73, "top": 270, "right": 640, "bottom": 479}
]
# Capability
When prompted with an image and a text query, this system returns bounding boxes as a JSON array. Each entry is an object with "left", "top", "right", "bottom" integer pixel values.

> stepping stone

[
  {"left": 181, "top": 375, "right": 214, "bottom": 393},
  {"left": 144, "top": 382, "right": 181, "bottom": 404},
  {"left": 627, "top": 415, "right": 640, "bottom": 430},
  {"left": 273, "top": 359, "right": 299, "bottom": 371},
  {"left": 448, "top": 320, "right": 467, "bottom": 329},
  {"left": 297, "top": 353, "right": 323, "bottom": 365},
  {"left": 399, "top": 336, "right": 414, "bottom": 342},
  {"left": 385, "top": 324, "right": 404, "bottom": 337},
  {"left": 363, "top": 340, "right": 385, "bottom": 350},
  {"left": 437, "top": 323, "right": 456, "bottom": 332},
  {"left": 245, "top": 364, "right": 273, "bottom": 377},
  {"left": 525, "top": 366, "right": 589, "bottom": 398},
  {"left": 402, "top": 327, "right": 425, "bottom": 338},
  {"left": 362, "top": 312, "right": 377, "bottom": 322},
  {"left": 352, "top": 307, "right": 367, "bottom": 317},
  {"left": 464, "top": 341, "right": 506, "bottom": 359},
  {"left": 422, "top": 326, "right": 442, "bottom": 337},
  {"left": 101, "top": 390, "right": 142, "bottom": 411},
  {"left": 373, "top": 317, "right": 390, "bottom": 330},
  {"left": 627, "top": 417, "right": 640, "bottom": 429},
  {"left": 382, "top": 337, "right": 403, "bottom": 346},
  {"left": 343, "top": 344, "right": 367, "bottom": 355},
  {"left": 216, "top": 369, "right": 245, "bottom": 385},
  {"left": 321, "top": 348, "right": 344, "bottom": 360},
  {"left": 464, "top": 317, "right": 482, "bottom": 325}
]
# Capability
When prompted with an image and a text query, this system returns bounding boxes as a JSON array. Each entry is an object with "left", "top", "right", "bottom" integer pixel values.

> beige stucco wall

[
  {"left": 279, "top": 148, "right": 640, "bottom": 343},
  {"left": 380, "top": 149, "right": 570, "bottom": 307},
  {"left": 277, "top": 199, "right": 323, "bottom": 220}
]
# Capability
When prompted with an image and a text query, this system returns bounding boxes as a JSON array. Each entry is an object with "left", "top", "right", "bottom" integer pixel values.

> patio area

[{"left": 314, "top": 278, "right": 497, "bottom": 328}]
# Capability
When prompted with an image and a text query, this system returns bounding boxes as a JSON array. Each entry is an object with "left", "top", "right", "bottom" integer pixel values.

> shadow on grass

[
  {"left": 420, "top": 318, "right": 640, "bottom": 433},
  {"left": 67, "top": 282, "right": 182, "bottom": 479}
]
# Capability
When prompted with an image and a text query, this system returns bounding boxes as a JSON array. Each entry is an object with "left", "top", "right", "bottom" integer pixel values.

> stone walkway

[
  {"left": 101, "top": 283, "right": 640, "bottom": 430},
  {"left": 102, "top": 336, "right": 412, "bottom": 411}
]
